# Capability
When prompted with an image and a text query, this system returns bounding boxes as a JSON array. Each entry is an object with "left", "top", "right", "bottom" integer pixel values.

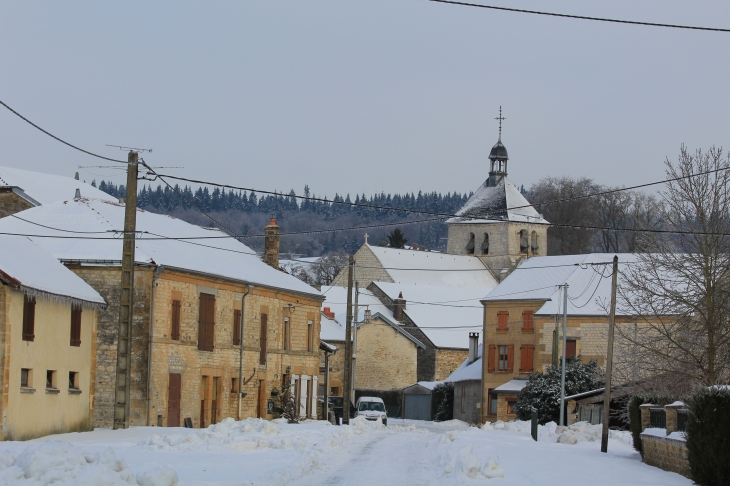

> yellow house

[{"left": 0, "top": 236, "right": 105, "bottom": 440}]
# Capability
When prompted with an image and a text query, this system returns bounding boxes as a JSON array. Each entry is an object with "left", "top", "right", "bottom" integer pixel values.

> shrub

[
  {"left": 273, "top": 375, "right": 299, "bottom": 423},
  {"left": 432, "top": 383, "right": 454, "bottom": 421},
  {"left": 514, "top": 357, "right": 603, "bottom": 424},
  {"left": 686, "top": 387, "right": 730, "bottom": 485}
]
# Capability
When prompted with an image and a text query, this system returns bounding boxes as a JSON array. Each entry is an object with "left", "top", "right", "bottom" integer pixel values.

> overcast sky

[{"left": 1, "top": 1, "right": 728, "bottom": 199}]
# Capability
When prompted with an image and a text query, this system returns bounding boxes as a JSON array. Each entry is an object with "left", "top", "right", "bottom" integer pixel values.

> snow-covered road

[{"left": 0, "top": 417, "right": 692, "bottom": 485}]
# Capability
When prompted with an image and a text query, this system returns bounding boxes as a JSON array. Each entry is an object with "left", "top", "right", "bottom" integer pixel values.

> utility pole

[
  {"left": 601, "top": 256, "right": 619, "bottom": 453},
  {"left": 351, "top": 281, "right": 359, "bottom": 406},
  {"left": 114, "top": 151, "right": 138, "bottom": 430},
  {"left": 559, "top": 283, "right": 568, "bottom": 427},
  {"left": 342, "top": 256, "right": 354, "bottom": 425}
]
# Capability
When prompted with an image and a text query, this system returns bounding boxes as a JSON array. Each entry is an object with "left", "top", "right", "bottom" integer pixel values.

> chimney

[
  {"left": 264, "top": 214, "right": 281, "bottom": 269},
  {"left": 468, "top": 333, "right": 479, "bottom": 364},
  {"left": 74, "top": 172, "right": 79, "bottom": 180},
  {"left": 413, "top": 243, "right": 419, "bottom": 251},
  {"left": 74, "top": 188, "right": 81, "bottom": 201},
  {"left": 322, "top": 307, "right": 335, "bottom": 319},
  {"left": 393, "top": 292, "right": 406, "bottom": 322}
]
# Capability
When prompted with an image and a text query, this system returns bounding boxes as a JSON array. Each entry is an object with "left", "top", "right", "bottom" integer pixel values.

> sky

[{"left": 1, "top": 1, "right": 728, "bottom": 199}]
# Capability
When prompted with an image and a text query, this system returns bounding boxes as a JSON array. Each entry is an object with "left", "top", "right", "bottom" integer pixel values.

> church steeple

[{"left": 488, "top": 106, "right": 508, "bottom": 187}]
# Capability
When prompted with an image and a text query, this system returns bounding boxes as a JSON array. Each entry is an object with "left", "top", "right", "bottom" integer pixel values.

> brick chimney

[
  {"left": 264, "top": 214, "right": 281, "bottom": 269},
  {"left": 468, "top": 332, "right": 479, "bottom": 364},
  {"left": 393, "top": 292, "right": 406, "bottom": 322},
  {"left": 322, "top": 307, "right": 335, "bottom": 319}
]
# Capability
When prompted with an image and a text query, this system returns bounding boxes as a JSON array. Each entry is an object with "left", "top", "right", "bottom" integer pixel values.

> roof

[
  {"left": 445, "top": 344, "right": 482, "bottom": 383},
  {"left": 0, "top": 235, "right": 105, "bottom": 306},
  {"left": 366, "top": 245, "right": 498, "bottom": 288},
  {"left": 489, "top": 140, "right": 508, "bottom": 161},
  {"left": 483, "top": 253, "right": 642, "bottom": 317},
  {"left": 448, "top": 177, "right": 549, "bottom": 225},
  {"left": 319, "top": 340, "right": 337, "bottom": 353},
  {"left": 0, "top": 166, "right": 117, "bottom": 206},
  {"left": 403, "top": 381, "right": 442, "bottom": 392},
  {"left": 371, "top": 282, "right": 489, "bottom": 349},
  {"left": 493, "top": 379, "right": 528, "bottom": 394},
  {"left": 0, "top": 198, "right": 322, "bottom": 298},
  {"left": 319, "top": 286, "right": 424, "bottom": 348}
]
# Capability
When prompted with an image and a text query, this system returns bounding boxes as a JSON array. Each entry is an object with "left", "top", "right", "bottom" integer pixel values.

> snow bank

[
  {"left": 441, "top": 443, "right": 504, "bottom": 481},
  {"left": 481, "top": 420, "right": 631, "bottom": 445},
  {"left": 136, "top": 465, "right": 178, "bottom": 486}
]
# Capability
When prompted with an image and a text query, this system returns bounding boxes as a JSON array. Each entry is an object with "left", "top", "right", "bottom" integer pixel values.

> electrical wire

[{"left": 428, "top": 0, "right": 730, "bottom": 33}]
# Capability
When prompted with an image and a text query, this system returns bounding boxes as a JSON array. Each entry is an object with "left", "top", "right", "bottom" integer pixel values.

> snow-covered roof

[
  {"left": 366, "top": 245, "right": 498, "bottom": 288},
  {"left": 445, "top": 345, "right": 482, "bottom": 383},
  {"left": 319, "top": 286, "right": 424, "bottom": 347},
  {"left": 483, "top": 253, "right": 640, "bottom": 316},
  {"left": 0, "top": 198, "right": 322, "bottom": 298},
  {"left": 0, "top": 235, "right": 105, "bottom": 306},
  {"left": 371, "top": 282, "right": 488, "bottom": 349},
  {"left": 280, "top": 257, "right": 319, "bottom": 282},
  {"left": 493, "top": 379, "right": 528, "bottom": 393},
  {"left": 403, "top": 381, "right": 442, "bottom": 392},
  {"left": 0, "top": 166, "right": 117, "bottom": 205},
  {"left": 448, "top": 177, "right": 548, "bottom": 225}
]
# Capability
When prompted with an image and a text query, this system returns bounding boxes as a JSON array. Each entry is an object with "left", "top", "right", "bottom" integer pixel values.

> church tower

[{"left": 445, "top": 107, "right": 549, "bottom": 281}]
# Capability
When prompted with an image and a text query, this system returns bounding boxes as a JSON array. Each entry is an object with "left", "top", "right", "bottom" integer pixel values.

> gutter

[
  {"left": 147, "top": 265, "right": 164, "bottom": 426},
  {"left": 238, "top": 284, "right": 253, "bottom": 419}
]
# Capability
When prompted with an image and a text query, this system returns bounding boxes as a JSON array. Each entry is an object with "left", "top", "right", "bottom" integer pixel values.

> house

[
  {"left": 318, "top": 286, "right": 425, "bottom": 398},
  {"left": 0, "top": 196, "right": 324, "bottom": 428},
  {"left": 479, "top": 253, "right": 646, "bottom": 423},
  {"left": 0, "top": 235, "right": 105, "bottom": 440},
  {"left": 0, "top": 165, "right": 115, "bottom": 217},
  {"left": 447, "top": 334, "right": 482, "bottom": 424}
]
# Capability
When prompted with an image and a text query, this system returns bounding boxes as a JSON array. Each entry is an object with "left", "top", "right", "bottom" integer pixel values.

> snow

[
  {"left": 448, "top": 177, "right": 549, "bottom": 225},
  {"left": 493, "top": 379, "right": 527, "bottom": 393},
  {"left": 0, "top": 417, "right": 691, "bottom": 485},
  {"left": 667, "top": 400, "right": 685, "bottom": 407},
  {"left": 0, "top": 235, "right": 105, "bottom": 305},
  {"left": 0, "top": 166, "right": 117, "bottom": 205},
  {"left": 366, "top": 245, "right": 498, "bottom": 288},
  {"left": 0, "top": 198, "right": 321, "bottom": 298},
  {"left": 641, "top": 428, "right": 686, "bottom": 442},
  {"left": 371, "top": 282, "right": 489, "bottom": 349}
]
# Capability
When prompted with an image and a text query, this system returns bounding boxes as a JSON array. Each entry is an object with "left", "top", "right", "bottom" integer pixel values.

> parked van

[{"left": 355, "top": 396, "right": 387, "bottom": 425}]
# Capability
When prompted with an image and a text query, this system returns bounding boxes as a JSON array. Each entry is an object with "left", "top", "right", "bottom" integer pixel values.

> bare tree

[
  {"left": 618, "top": 146, "right": 730, "bottom": 391},
  {"left": 595, "top": 190, "right": 663, "bottom": 253}
]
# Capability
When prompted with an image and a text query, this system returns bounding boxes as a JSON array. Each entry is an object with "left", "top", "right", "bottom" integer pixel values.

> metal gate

[{"left": 404, "top": 394, "right": 431, "bottom": 420}]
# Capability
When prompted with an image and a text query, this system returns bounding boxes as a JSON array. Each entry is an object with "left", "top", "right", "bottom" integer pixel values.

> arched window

[
  {"left": 519, "top": 230, "right": 529, "bottom": 255},
  {"left": 466, "top": 233, "right": 475, "bottom": 255},
  {"left": 481, "top": 233, "right": 489, "bottom": 255},
  {"left": 531, "top": 231, "right": 539, "bottom": 254}
]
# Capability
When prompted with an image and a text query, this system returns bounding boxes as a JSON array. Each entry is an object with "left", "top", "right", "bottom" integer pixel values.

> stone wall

[
  {"left": 330, "top": 244, "right": 392, "bottom": 288},
  {"left": 354, "top": 318, "right": 417, "bottom": 390},
  {"left": 319, "top": 340, "right": 344, "bottom": 396},
  {"left": 640, "top": 434, "right": 691, "bottom": 479},
  {"left": 0, "top": 191, "right": 34, "bottom": 218},
  {"left": 435, "top": 349, "right": 469, "bottom": 381}
]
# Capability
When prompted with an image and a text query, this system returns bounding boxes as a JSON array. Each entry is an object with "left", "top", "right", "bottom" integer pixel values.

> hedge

[{"left": 686, "top": 387, "right": 730, "bottom": 485}]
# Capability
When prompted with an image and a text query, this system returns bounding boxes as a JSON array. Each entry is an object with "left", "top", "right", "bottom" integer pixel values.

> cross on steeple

[{"left": 495, "top": 106, "right": 506, "bottom": 141}]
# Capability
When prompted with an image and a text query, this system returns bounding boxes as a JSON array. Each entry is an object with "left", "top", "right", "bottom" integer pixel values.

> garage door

[{"left": 404, "top": 394, "right": 431, "bottom": 420}]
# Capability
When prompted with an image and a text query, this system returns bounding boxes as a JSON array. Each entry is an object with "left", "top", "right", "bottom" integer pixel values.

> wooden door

[
  {"left": 168, "top": 373, "right": 181, "bottom": 427},
  {"left": 211, "top": 377, "right": 219, "bottom": 425},
  {"left": 566, "top": 339, "right": 577, "bottom": 359},
  {"left": 257, "top": 379, "right": 266, "bottom": 418}
]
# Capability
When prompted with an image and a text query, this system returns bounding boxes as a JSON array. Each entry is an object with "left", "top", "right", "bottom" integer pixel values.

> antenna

[{"left": 106, "top": 144, "right": 153, "bottom": 153}]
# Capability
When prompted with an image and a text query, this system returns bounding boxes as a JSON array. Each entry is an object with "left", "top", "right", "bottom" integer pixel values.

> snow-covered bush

[
  {"left": 513, "top": 357, "right": 603, "bottom": 424},
  {"left": 273, "top": 375, "right": 299, "bottom": 423}
]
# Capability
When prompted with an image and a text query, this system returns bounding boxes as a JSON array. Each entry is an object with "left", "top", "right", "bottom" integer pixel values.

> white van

[{"left": 355, "top": 396, "right": 387, "bottom": 425}]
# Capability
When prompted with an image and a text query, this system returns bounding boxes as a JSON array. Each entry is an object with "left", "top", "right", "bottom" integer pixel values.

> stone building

[
  {"left": 0, "top": 235, "right": 105, "bottom": 440},
  {"left": 0, "top": 197, "right": 324, "bottom": 428}
]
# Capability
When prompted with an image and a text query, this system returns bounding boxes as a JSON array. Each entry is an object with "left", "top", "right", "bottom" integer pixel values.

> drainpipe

[
  {"left": 238, "top": 284, "right": 254, "bottom": 419},
  {"left": 147, "top": 265, "right": 164, "bottom": 426}
]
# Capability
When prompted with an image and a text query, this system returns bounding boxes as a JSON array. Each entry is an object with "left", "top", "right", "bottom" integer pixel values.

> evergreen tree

[{"left": 387, "top": 228, "right": 408, "bottom": 248}]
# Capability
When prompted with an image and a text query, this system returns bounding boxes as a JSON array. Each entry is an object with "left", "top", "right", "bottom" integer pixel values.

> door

[
  {"left": 168, "top": 373, "right": 181, "bottom": 427},
  {"left": 211, "top": 377, "right": 219, "bottom": 425},
  {"left": 566, "top": 339, "right": 577, "bottom": 359},
  {"left": 404, "top": 394, "right": 431, "bottom": 420},
  {"left": 257, "top": 379, "right": 266, "bottom": 418}
]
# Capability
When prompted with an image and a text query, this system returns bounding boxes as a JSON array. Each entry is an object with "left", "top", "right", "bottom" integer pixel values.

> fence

[
  {"left": 676, "top": 409, "right": 688, "bottom": 432},
  {"left": 650, "top": 408, "right": 666, "bottom": 428}
]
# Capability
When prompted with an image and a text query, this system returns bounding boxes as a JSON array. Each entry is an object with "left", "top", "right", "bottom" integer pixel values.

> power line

[{"left": 429, "top": 0, "right": 730, "bottom": 33}]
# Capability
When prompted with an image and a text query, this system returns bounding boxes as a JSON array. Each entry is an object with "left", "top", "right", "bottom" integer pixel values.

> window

[
  {"left": 283, "top": 317, "right": 291, "bottom": 351},
  {"left": 307, "top": 320, "right": 313, "bottom": 352},
  {"left": 488, "top": 390, "right": 497, "bottom": 415},
  {"left": 259, "top": 313, "right": 268, "bottom": 365},
  {"left": 466, "top": 233, "right": 475, "bottom": 254},
  {"left": 171, "top": 299, "right": 181, "bottom": 341},
  {"left": 197, "top": 293, "right": 216, "bottom": 352},
  {"left": 481, "top": 233, "right": 489, "bottom": 255},
  {"left": 70, "top": 307, "right": 82, "bottom": 346},
  {"left": 519, "top": 229, "right": 529, "bottom": 255},
  {"left": 22, "top": 294, "right": 36, "bottom": 342},
  {"left": 497, "top": 311, "right": 509, "bottom": 332},
  {"left": 46, "top": 370, "right": 57, "bottom": 389},
  {"left": 497, "top": 345, "right": 514, "bottom": 372},
  {"left": 507, "top": 399, "right": 517, "bottom": 415},
  {"left": 233, "top": 309, "right": 241, "bottom": 345},
  {"left": 566, "top": 339, "right": 577, "bottom": 359},
  {"left": 522, "top": 311, "right": 534, "bottom": 333},
  {"left": 231, "top": 377, "right": 239, "bottom": 394},
  {"left": 520, "top": 344, "right": 535, "bottom": 373},
  {"left": 21, "top": 368, "right": 32, "bottom": 388},
  {"left": 69, "top": 371, "right": 79, "bottom": 390}
]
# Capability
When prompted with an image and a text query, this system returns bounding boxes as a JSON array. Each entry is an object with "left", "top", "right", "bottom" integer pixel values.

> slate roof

[
  {"left": 447, "top": 177, "right": 548, "bottom": 225},
  {"left": 0, "top": 166, "right": 117, "bottom": 205}
]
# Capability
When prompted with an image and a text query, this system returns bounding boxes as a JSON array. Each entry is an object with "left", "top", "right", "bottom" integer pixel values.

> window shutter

[
  {"left": 526, "top": 345, "right": 534, "bottom": 372},
  {"left": 488, "top": 344, "right": 496, "bottom": 373},
  {"left": 23, "top": 294, "right": 36, "bottom": 341},
  {"left": 497, "top": 311, "right": 508, "bottom": 332},
  {"left": 171, "top": 300, "right": 181, "bottom": 341},
  {"left": 507, "top": 344, "right": 514, "bottom": 372},
  {"left": 259, "top": 314, "right": 268, "bottom": 365},
  {"left": 70, "top": 308, "right": 82, "bottom": 346},
  {"left": 233, "top": 309, "right": 241, "bottom": 345},
  {"left": 522, "top": 311, "right": 533, "bottom": 332},
  {"left": 519, "top": 344, "right": 527, "bottom": 372},
  {"left": 205, "top": 294, "right": 216, "bottom": 351}
]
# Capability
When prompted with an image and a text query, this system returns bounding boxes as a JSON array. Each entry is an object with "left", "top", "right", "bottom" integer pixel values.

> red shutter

[
  {"left": 70, "top": 308, "right": 82, "bottom": 346},
  {"left": 22, "top": 295, "right": 36, "bottom": 342},
  {"left": 233, "top": 309, "right": 241, "bottom": 345},
  {"left": 522, "top": 311, "right": 533, "bottom": 333},
  {"left": 527, "top": 345, "right": 534, "bottom": 372},
  {"left": 171, "top": 300, "right": 181, "bottom": 341},
  {"left": 497, "top": 311, "right": 508, "bottom": 332},
  {"left": 519, "top": 344, "right": 527, "bottom": 372},
  {"left": 506, "top": 344, "right": 514, "bottom": 372},
  {"left": 259, "top": 314, "right": 268, "bottom": 365},
  {"left": 488, "top": 344, "right": 496, "bottom": 373},
  {"left": 205, "top": 294, "right": 216, "bottom": 351}
]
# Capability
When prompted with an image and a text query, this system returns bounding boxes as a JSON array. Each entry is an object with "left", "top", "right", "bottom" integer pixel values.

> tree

[
  {"left": 432, "top": 382, "right": 454, "bottom": 422},
  {"left": 315, "top": 252, "right": 349, "bottom": 286},
  {"left": 513, "top": 357, "right": 603, "bottom": 424},
  {"left": 387, "top": 228, "right": 408, "bottom": 248},
  {"left": 273, "top": 375, "right": 299, "bottom": 423},
  {"left": 618, "top": 146, "right": 730, "bottom": 392}
]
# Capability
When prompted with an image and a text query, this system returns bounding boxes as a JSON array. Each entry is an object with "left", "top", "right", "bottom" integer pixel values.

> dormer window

[
  {"left": 466, "top": 233, "right": 475, "bottom": 255},
  {"left": 519, "top": 230, "right": 529, "bottom": 255},
  {"left": 481, "top": 234, "right": 489, "bottom": 255}
]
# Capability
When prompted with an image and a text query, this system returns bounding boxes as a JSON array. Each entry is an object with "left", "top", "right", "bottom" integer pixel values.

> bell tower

[{"left": 488, "top": 106, "right": 508, "bottom": 187}]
